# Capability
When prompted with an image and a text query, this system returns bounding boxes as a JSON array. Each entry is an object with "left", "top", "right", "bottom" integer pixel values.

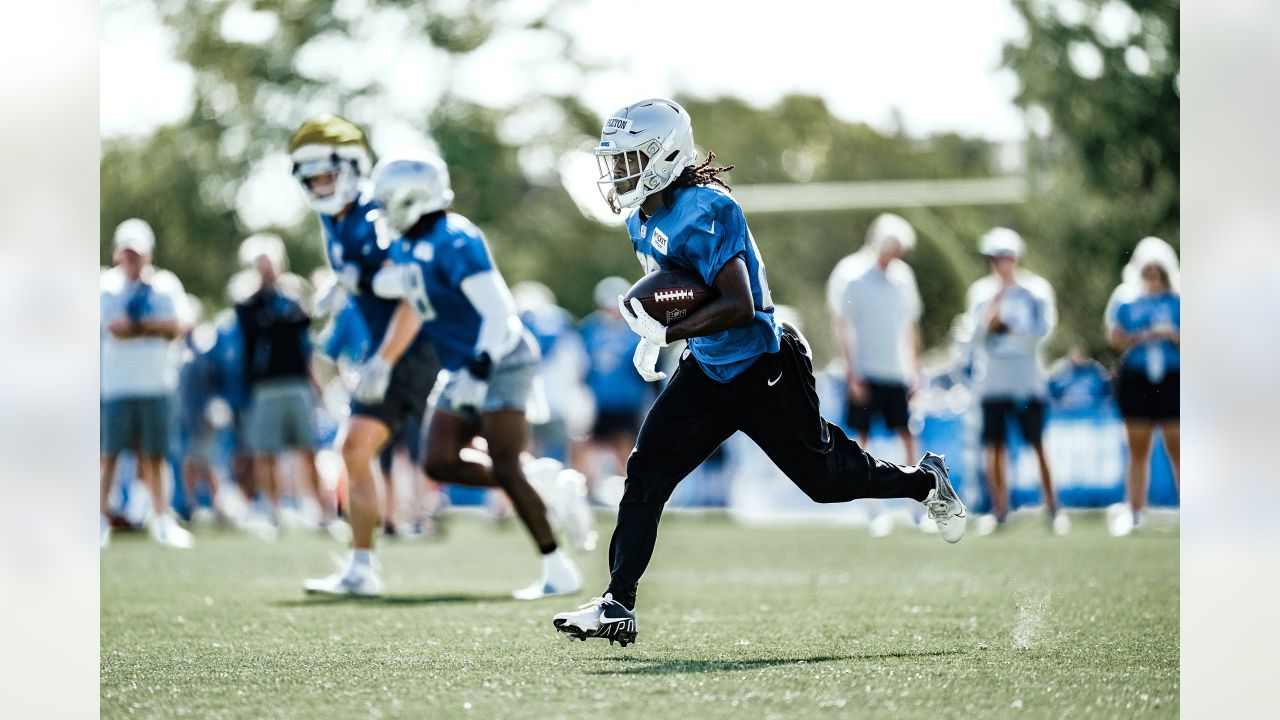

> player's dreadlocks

[{"left": 661, "top": 151, "right": 735, "bottom": 208}]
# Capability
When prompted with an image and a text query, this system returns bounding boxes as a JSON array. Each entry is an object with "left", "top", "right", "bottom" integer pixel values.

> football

[{"left": 623, "top": 268, "right": 717, "bottom": 326}]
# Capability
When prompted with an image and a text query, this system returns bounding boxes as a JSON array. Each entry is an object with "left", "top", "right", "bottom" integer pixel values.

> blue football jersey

[
  {"left": 580, "top": 311, "right": 652, "bottom": 412},
  {"left": 320, "top": 194, "right": 429, "bottom": 359},
  {"left": 387, "top": 213, "right": 495, "bottom": 371},
  {"left": 209, "top": 313, "right": 247, "bottom": 412},
  {"left": 521, "top": 304, "right": 576, "bottom": 358},
  {"left": 625, "top": 185, "right": 780, "bottom": 382},
  {"left": 320, "top": 297, "right": 371, "bottom": 365}
]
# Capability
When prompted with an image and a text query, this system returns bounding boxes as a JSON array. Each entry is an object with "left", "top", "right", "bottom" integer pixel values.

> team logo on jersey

[
  {"left": 651, "top": 228, "right": 669, "bottom": 255},
  {"left": 639, "top": 225, "right": 646, "bottom": 239},
  {"left": 413, "top": 242, "right": 434, "bottom": 262},
  {"left": 603, "top": 117, "right": 632, "bottom": 133}
]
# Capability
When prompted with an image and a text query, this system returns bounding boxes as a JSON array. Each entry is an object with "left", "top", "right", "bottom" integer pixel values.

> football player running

[
  {"left": 551, "top": 99, "right": 966, "bottom": 646},
  {"left": 289, "top": 116, "right": 443, "bottom": 596},
  {"left": 366, "top": 151, "right": 582, "bottom": 600}
]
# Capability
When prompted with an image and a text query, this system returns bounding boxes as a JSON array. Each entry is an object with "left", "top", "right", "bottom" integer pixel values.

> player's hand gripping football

[
  {"left": 631, "top": 339, "right": 667, "bottom": 383},
  {"left": 619, "top": 296, "right": 670, "bottom": 347}
]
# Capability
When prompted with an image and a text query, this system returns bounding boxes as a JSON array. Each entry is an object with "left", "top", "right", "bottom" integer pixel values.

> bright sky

[
  {"left": 101, "top": 0, "right": 1030, "bottom": 140},
  {"left": 100, "top": 0, "right": 1032, "bottom": 229}
]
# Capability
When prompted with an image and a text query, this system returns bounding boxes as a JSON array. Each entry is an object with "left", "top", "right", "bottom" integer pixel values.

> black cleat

[{"left": 552, "top": 594, "right": 637, "bottom": 647}]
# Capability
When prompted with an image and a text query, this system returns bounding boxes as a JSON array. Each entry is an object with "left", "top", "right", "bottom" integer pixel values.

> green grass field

[{"left": 102, "top": 511, "right": 1178, "bottom": 719}]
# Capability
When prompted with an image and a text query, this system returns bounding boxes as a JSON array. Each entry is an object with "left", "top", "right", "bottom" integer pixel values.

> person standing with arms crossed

[{"left": 961, "top": 228, "right": 1068, "bottom": 535}]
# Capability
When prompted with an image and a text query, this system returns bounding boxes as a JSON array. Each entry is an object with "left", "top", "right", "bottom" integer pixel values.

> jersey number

[{"left": 404, "top": 264, "right": 437, "bottom": 322}]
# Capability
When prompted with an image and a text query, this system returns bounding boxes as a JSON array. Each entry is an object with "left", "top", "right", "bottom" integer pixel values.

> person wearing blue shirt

[
  {"left": 319, "top": 293, "right": 371, "bottom": 367},
  {"left": 1046, "top": 344, "right": 1112, "bottom": 413},
  {"left": 578, "top": 276, "right": 656, "bottom": 492},
  {"left": 287, "top": 116, "right": 442, "bottom": 598},
  {"left": 1104, "top": 236, "right": 1181, "bottom": 536},
  {"left": 514, "top": 281, "right": 591, "bottom": 462},
  {"left": 550, "top": 98, "right": 968, "bottom": 647},
  {"left": 358, "top": 150, "right": 583, "bottom": 600}
]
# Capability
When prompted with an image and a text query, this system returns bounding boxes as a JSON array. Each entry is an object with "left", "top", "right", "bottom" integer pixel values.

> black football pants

[{"left": 605, "top": 328, "right": 935, "bottom": 609}]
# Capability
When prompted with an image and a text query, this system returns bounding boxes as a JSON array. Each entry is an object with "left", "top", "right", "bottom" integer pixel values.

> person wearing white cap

[
  {"left": 826, "top": 213, "right": 927, "bottom": 537},
  {"left": 233, "top": 234, "right": 332, "bottom": 532},
  {"left": 1103, "top": 236, "right": 1180, "bottom": 537},
  {"left": 100, "top": 218, "right": 196, "bottom": 549},
  {"left": 960, "top": 227, "right": 1067, "bottom": 535}
]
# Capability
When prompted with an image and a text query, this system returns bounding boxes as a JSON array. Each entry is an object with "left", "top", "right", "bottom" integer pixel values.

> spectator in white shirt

[
  {"left": 100, "top": 219, "right": 195, "bottom": 549},
  {"left": 826, "top": 213, "right": 925, "bottom": 537}
]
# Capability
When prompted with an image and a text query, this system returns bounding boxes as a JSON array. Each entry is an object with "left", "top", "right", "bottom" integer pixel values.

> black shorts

[
  {"left": 1115, "top": 369, "right": 1179, "bottom": 422},
  {"left": 844, "top": 380, "right": 910, "bottom": 435},
  {"left": 981, "top": 397, "right": 1046, "bottom": 446},
  {"left": 592, "top": 409, "right": 642, "bottom": 440},
  {"left": 351, "top": 341, "right": 441, "bottom": 440}
]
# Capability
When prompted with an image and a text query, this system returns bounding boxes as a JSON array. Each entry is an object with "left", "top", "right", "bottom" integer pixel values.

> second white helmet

[
  {"left": 594, "top": 98, "right": 697, "bottom": 214},
  {"left": 371, "top": 152, "right": 455, "bottom": 235}
]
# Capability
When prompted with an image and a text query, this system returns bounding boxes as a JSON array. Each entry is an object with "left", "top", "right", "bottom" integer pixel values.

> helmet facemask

[
  {"left": 592, "top": 99, "right": 696, "bottom": 214},
  {"left": 595, "top": 142, "right": 667, "bottom": 214},
  {"left": 288, "top": 115, "right": 373, "bottom": 215},
  {"left": 291, "top": 148, "right": 366, "bottom": 216}
]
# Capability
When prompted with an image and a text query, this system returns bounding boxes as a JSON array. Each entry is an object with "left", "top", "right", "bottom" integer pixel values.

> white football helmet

[
  {"left": 288, "top": 115, "right": 373, "bottom": 216},
  {"left": 594, "top": 98, "right": 697, "bottom": 214},
  {"left": 371, "top": 152, "right": 455, "bottom": 235}
]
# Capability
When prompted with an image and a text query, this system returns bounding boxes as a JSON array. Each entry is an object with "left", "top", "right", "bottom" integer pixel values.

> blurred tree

[
  {"left": 1004, "top": 0, "right": 1179, "bottom": 360},
  {"left": 101, "top": 1, "right": 1028, "bottom": 368},
  {"left": 675, "top": 95, "right": 1010, "bottom": 361},
  {"left": 101, "top": 0, "right": 594, "bottom": 303}
]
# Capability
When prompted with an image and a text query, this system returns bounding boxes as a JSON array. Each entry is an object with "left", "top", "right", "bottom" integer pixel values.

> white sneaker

[
  {"left": 150, "top": 514, "right": 194, "bottom": 549},
  {"left": 322, "top": 518, "right": 352, "bottom": 543},
  {"left": 1109, "top": 510, "right": 1135, "bottom": 537},
  {"left": 513, "top": 549, "right": 582, "bottom": 600},
  {"left": 868, "top": 513, "right": 895, "bottom": 538},
  {"left": 557, "top": 468, "right": 598, "bottom": 552},
  {"left": 976, "top": 514, "right": 1000, "bottom": 537},
  {"left": 100, "top": 515, "right": 111, "bottom": 549},
  {"left": 239, "top": 508, "right": 280, "bottom": 542},
  {"left": 303, "top": 558, "right": 382, "bottom": 597},
  {"left": 919, "top": 453, "right": 966, "bottom": 544},
  {"left": 1052, "top": 512, "right": 1072, "bottom": 536}
]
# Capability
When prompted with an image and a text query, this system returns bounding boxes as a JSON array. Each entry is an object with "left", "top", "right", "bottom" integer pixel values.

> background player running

[
  {"left": 287, "top": 116, "right": 443, "bottom": 596},
  {"left": 366, "top": 151, "right": 582, "bottom": 600},
  {"left": 552, "top": 98, "right": 967, "bottom": 646}
]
